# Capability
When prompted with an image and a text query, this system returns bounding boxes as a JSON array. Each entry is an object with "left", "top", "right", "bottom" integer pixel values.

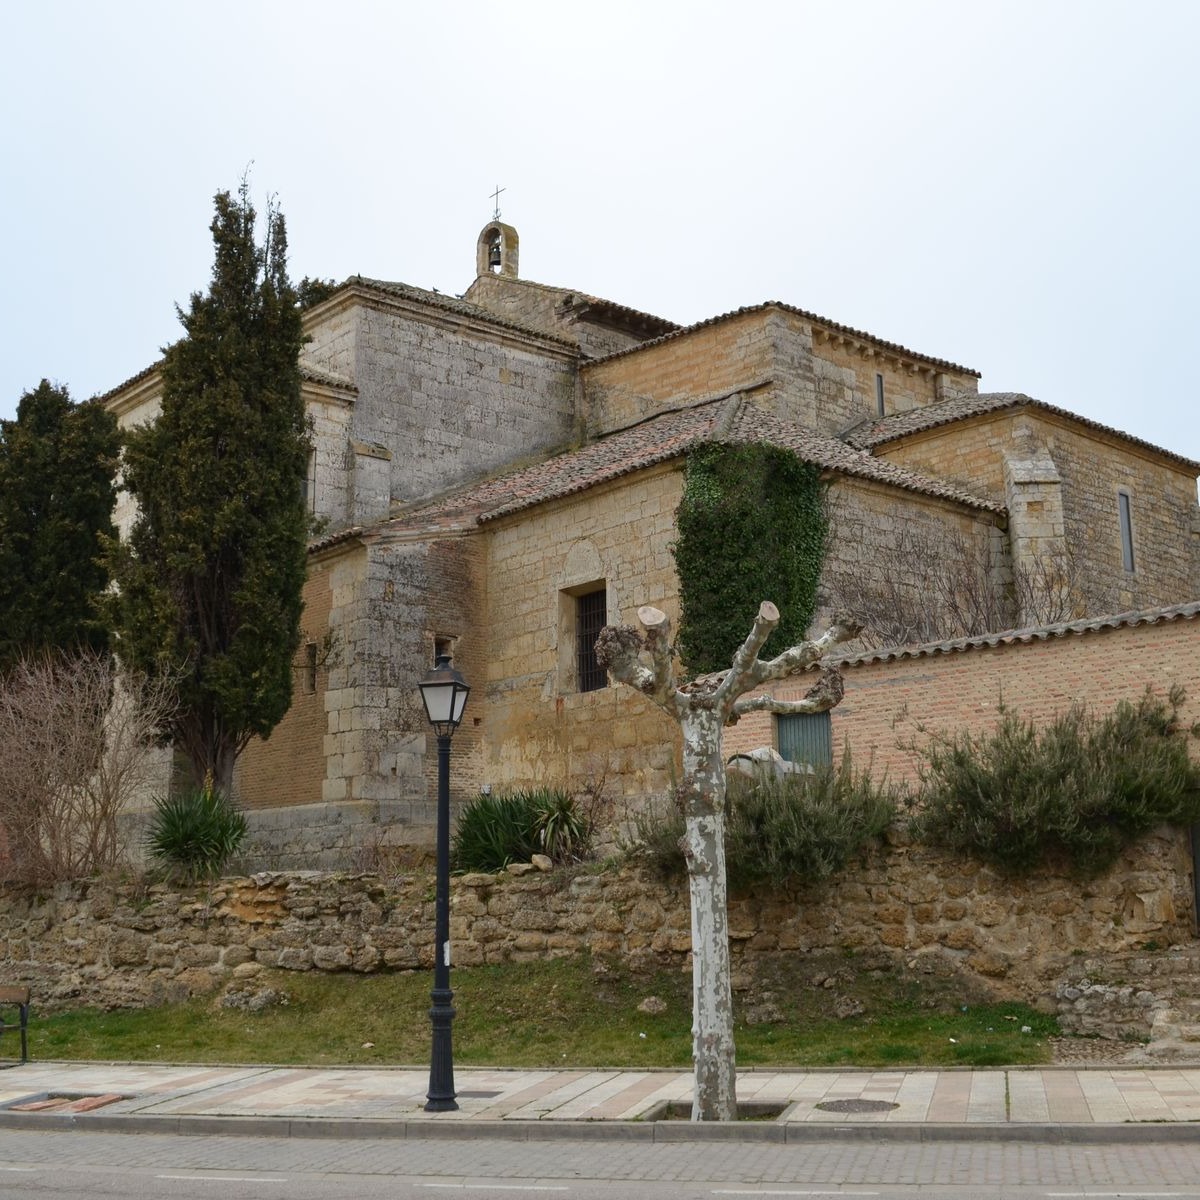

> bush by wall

[
  {"left": 910, "top": 686, "right": 1200, "bottom": 876},
  {"left": 452, "top": 788, "right": 590, "bottom": 872},
  {"left": 634, "top": 754, "right": 898, "bottom": 888}
]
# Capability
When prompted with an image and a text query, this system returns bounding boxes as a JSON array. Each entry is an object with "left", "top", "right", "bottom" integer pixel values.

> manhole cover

[{"left": 815, "top": 1099, "right": 899, "bottom": 1113}]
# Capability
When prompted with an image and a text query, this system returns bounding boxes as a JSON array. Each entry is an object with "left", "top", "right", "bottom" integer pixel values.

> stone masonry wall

[
  {"left": 1, "top": 829, "right": 1191, "bottom": 1036},
  {"left": 481, "top": 463, "right": 682, "bottom": 803},
  {"left": 236, "top": 556, "right": 334, "bottom": 810},
  {"left": 582, "top": 311, "right": 776, "bottom": 437},
  {"left": 349, "top": 295, "right": 580, "bottom": 508},
  {"left": 874, "top": 410, "right": 1200, "bottom": 616}
]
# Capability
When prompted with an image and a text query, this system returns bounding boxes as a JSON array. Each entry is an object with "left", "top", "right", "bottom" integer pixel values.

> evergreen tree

[
  {"left": 0, "top": 381, "right": 119, "bottom": 668},
  {"left": 110, "top": 182, "right": 310, "bottom": 793}
]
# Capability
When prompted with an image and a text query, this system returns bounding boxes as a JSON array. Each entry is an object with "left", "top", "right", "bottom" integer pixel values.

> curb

[{"left": 2, "top": 1110, "right": 1199, "bottom": 1144}]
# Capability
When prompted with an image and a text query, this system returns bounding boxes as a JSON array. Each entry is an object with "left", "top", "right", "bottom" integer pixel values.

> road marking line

[
  {"left": 418, "top": 1188, "right": 569, "bottom": 1194},
  {"left": 713, "top": 1193, "right": 881, "bottom": 1197},
  {"left": 157, "top": 1177, "right": 289, "bottom": 1184},
  {"left": 0, "top": 1168, "right": 36, "bottom": 1173}
]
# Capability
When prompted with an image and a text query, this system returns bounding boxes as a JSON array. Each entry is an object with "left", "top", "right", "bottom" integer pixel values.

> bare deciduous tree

[
  {"left": 823, "top": 524, "right": 1085, "bottom": 651},
  {"left": 597, "top": 602, "right": 860, "bottom": 1121},
  {"left": 0, "top": 652, "right": 177, "bottom": 885}
]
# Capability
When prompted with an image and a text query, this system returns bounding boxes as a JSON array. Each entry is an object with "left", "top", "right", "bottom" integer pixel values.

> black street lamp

[{"left": 417, "top": 653, "right": 470, "bottom": 1113}]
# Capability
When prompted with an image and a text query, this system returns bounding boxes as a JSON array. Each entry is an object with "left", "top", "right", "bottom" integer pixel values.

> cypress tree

[
  {"left": 111, "top": 182, "right": 310, "bottom": 793},
  {"left": 0, "top": 381, "right": 119, "bottom": 668}
]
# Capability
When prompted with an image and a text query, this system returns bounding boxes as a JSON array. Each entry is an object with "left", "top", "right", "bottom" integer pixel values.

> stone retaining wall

[{"left": 2, "top": 827, "right": 1194, "bottom": 1039}]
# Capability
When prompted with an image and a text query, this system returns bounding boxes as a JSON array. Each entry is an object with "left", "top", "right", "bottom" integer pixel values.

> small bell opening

[{"left": 488, "top": 238, "right": 502, "bottom": 270}]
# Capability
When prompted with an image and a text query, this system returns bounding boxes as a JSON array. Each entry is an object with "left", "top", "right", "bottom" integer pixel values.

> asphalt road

[{"left": 5, "top": 1129, "right": 1200, "bottom": 1200}]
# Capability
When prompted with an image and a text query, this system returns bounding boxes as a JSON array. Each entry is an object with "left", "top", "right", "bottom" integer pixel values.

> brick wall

[
  {"left": 725, "top": 607, "right": 1200, "bottom": 784},
  {"left": 235, "top": 557, "right": 334, "bottom": 810}
]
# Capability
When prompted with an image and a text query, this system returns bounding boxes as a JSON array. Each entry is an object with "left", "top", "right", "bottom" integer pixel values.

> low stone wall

[{"left": 1, "top": 827, "right": 1194, "bottom": 1037}]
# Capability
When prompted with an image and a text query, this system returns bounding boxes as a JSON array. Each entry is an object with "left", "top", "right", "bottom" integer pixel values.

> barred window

[{"left": 576, "top": 589, "right": 608, "bottom": 693}]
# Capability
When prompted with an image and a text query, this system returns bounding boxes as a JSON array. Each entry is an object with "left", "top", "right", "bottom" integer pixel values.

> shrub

[
  {"left": 633, "top": 753, "right": 898, "bottom": 888},
  {"left": 910, "top": 687, "right": 1200, "bottom": 876},
  {"left": 145, "top": 784, "right": 248, "bottom": 882},
  {"left": 453, "top": 788, "right": 591, "bottom": 872},
  {"left": 0, "top": 650, "right": 177, "bottom": 886}
]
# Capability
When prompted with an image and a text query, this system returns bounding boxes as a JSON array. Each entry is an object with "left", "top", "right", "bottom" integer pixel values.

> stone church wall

[
  {"left": 583, "top": 311, "right": 776, "bottom": 436},
  {"left": 481, "top": 463, "right": 682, "bottom": 803},
  {"left": 350, "top": 297, "right": 579, "bottom": 507},
  {"left": 874, "top": 410, "right": 1200, "bottom": 616}
]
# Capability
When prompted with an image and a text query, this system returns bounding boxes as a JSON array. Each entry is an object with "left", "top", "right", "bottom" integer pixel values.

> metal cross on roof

[{"left": 490, "top": 184, "right": 505, "bottom": 221}]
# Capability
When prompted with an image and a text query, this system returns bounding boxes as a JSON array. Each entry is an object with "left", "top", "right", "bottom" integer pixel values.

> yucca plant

[
  {"left": 453, "top": 788, "right": 590, "bottom": 872},
  {"left": 535, "top": 789, "right": 589, "bottom": 862},
  {"left": 145, "top": 783, "right": 248, "bottom": 882}
]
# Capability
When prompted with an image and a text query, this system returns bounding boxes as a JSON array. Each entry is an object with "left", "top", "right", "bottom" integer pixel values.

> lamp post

[{"left": 417, "top": 653, "right": 470, "bottom": 1113}]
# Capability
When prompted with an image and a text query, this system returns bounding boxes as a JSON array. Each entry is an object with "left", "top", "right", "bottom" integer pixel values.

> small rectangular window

[
  {"left": 777, "top": 711, "right": 833, "bottom": 767},
  {"left": 576, "top": 589, "right": 608, "bottom": 693},
  {"left": 303, "top": 642, "right": 318, "bottom": 694},
  {"left": 1118, "top": 491, "right": 1135, "bottom": 572},
  {"left": 875, "top": 373, "right": 885, "bottom": 417},
  {"left": 301, "top": 451, "right": 317, "bottom": 513}
]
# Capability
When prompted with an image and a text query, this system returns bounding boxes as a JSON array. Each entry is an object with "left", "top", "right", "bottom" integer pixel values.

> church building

[{"left": 102, "top": 223, "right": 1200, "bottom": 865}]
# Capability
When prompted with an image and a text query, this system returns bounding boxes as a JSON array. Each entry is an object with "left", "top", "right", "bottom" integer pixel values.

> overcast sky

[{"left": 3, "top": 1, "right": 1197, "bottom": 467}]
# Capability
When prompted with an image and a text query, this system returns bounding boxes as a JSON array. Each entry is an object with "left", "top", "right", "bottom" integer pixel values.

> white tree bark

[{"left": 596, "top": 602, "right": 861, "bottom": 1121}]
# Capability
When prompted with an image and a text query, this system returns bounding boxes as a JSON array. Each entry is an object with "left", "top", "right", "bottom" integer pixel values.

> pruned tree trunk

[
  {"left": 596, "top": 602, "right": 861, "bottom": 1121},
  {"left": 679, "top": 707, "right": 736, "bottom": 1120}
]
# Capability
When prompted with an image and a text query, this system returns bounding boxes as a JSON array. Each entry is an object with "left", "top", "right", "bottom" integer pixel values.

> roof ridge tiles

[
  {"left": 376, "top": 395, "right": 1002, "bottom": 537},
  {"left": 830, "top": 599, "right": 1200, "bottom": 668},
  {"left": 847, "top": 391, "right": 1200, "bottom": 472},
  {"left": 582, "top": 301, "right": 980, "bottom": 376}
]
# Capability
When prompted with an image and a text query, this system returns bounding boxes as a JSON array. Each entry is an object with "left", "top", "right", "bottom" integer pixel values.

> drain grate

[
  {"left": 3, "top": 1092, "right": 128, "bottom": 1114},
  {"left": 816, "top": 1098, "right": 899, "bottom": 1113}
]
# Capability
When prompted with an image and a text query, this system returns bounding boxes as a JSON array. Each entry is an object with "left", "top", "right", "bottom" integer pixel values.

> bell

[{"left": 488, "top": 241, "right": 502, "bottom": 269}]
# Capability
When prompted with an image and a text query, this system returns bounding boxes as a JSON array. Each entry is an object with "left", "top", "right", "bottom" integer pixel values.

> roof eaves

[
  {"left": 831, "top": 599, "right": 1200, "bottom": 668},
  {"left": 852, "top": 393, "right": 1200, "bottom": 473},
  {"left": 350, "top": 277, "right": 580, "bottom": 351},
  {"left": 583, "top": 301, "right": 980, "bottom": 376}
]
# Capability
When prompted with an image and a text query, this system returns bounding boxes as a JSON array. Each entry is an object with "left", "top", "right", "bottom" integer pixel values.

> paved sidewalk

[{"left": 3, "top": 1062, "right": 1200, "bottom": 1141}]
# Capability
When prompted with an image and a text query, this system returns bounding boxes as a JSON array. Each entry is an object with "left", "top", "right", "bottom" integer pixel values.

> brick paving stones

[{"left": 6, "top": 1062, "right": 1200, "bottom": 1131}]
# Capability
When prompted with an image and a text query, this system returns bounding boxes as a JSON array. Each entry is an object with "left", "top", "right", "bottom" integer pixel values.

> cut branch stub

[
  {"left": 594, "top": 624, "right": 645, "bottom": 677},
  {"left": 730, "top": 665, "right": 846, "bottom": 720}
]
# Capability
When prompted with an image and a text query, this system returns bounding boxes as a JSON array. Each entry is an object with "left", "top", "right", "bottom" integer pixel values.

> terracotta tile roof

[
  {"left": 300, "top": 363, "right": 356, "bottom": 392},
  {"left": 831, "top": 599, "right": 1200, "bottom": 668},
  {"left": 583, "top": 302, "right": 981, "bottom": 377},
  {"left": 554, "top": 291, "right": 680, "bottom": 338},
  {"left": 97, "top": 358, "right": 355, "bottom": 404},
  {"left": 381, "top": 394, "right": 1001, "bottom": 536},
  {"left": 480, "top": 274, "right": 680, "bottom": 338},
  {"left": 845, "top": 391, "right": 1200, "bottom": 472},
  {"left": 722, "top": 406, "right": 1003, "bottom": 514},
  {"left": 347, "top": 277, "right": 580, "bottom": 351},
  {"left": 94, "top": 360, "right": 164, "bottom": 404}
]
